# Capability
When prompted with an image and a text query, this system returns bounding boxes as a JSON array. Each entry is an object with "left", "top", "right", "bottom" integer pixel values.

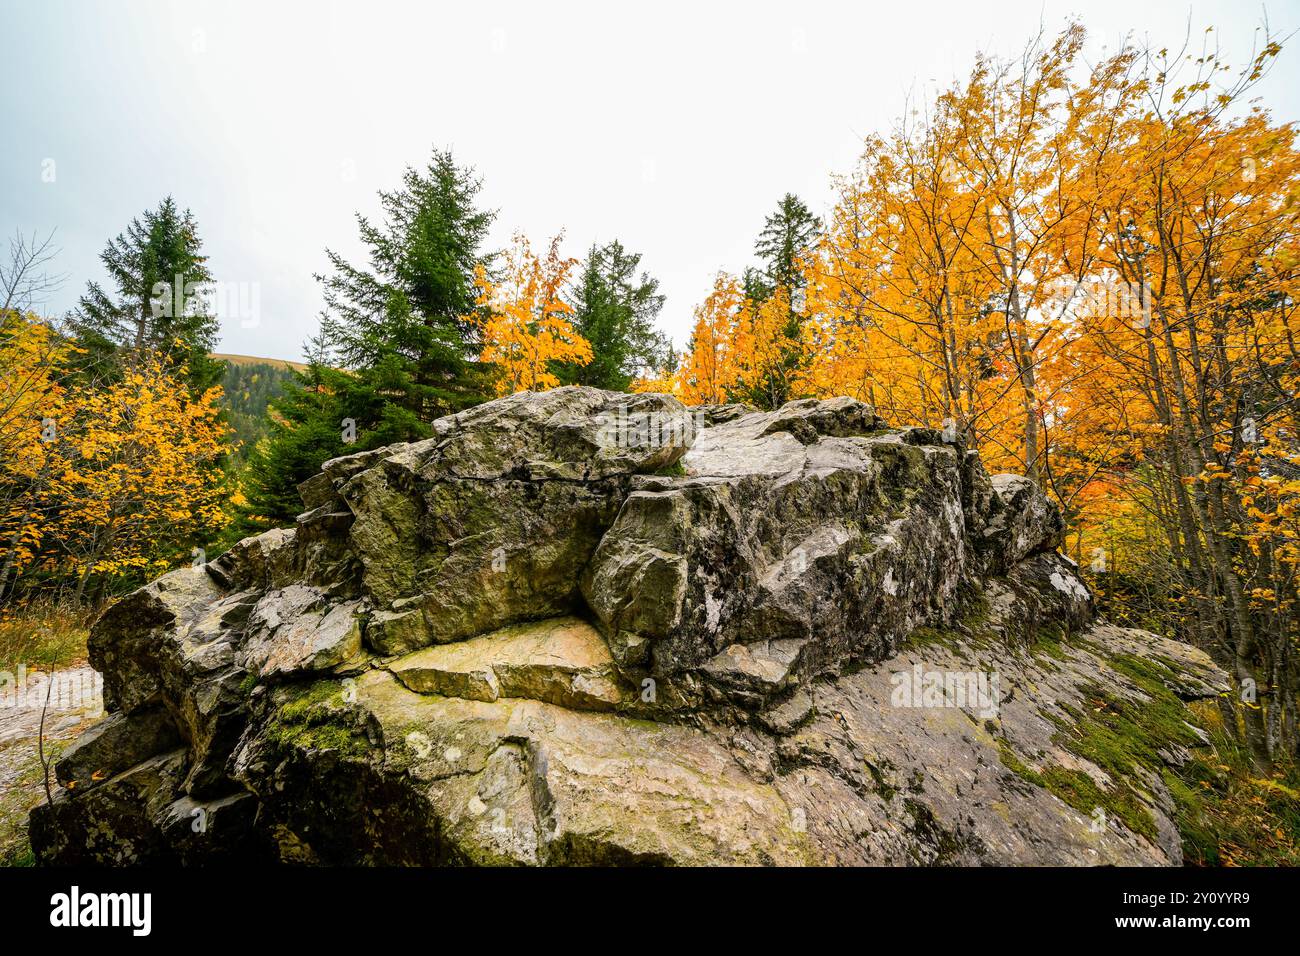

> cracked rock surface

[{"left": 30, "top": 387, "right": 1227, "bottom": 866}]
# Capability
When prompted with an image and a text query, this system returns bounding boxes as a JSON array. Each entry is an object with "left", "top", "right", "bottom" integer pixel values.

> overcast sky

[{"left": 3, "top": 0, "right": 1297, "bottom": 362}]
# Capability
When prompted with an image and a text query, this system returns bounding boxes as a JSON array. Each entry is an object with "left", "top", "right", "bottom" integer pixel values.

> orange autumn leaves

[
  {"left": 0, "top": 310, "right": 78, "bottom": 575},
  {"left": 474, "top": 234, "right": 592, "bottom": 395},
  {"left": 675, "top": 273, "right": 745, "bottom": 404},
  {"left": 40, "top": 356, "right": 230, "bottom": 583},
  {"left": 669, "top": 25, "right": 1299, "bottom": 636},
  {"left": 673, "top": 275, "right": 804, "bottom": 407}
]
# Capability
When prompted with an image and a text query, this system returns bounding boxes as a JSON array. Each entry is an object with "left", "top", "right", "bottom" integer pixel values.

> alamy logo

[
  {"left": 0, "top": 666, "right": 102, "bottom": 715},
  {"left": 149, "top": 271, "right": 261, "bottom": 329},
  {"left": 890, "top": 664, "right": 1001, "bottom": 718},
  {"left": 49, "top": 886, "right": 151, "bottom": 936},
  {"left": 593, "top": 405, "right": 705, "bottom": 450}
]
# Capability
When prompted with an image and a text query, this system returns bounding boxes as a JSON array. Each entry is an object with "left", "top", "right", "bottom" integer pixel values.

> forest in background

[
  {"left": 218, "top": 358, "right": 298, "bottom": 463},
  {"left": 1, "top": 20, "right": 1297, "bottom": 826}
]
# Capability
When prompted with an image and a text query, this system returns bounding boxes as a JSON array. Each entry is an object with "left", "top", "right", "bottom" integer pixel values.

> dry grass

[
  {"left": 0, "top": 598, "right": 92, "bottom": 670},
  {"left": 0, "top": 737, "right": 79, "bottom": 867}
]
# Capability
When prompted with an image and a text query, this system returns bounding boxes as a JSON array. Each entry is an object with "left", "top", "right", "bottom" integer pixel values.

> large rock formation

[{"left": 30, "top": 388, "right": 1228, "bottom": 866}]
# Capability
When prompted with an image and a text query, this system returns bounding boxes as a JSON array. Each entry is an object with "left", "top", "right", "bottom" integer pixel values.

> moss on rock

[{"left": 262, "top": 680, "right": 371, "bottom": 759}]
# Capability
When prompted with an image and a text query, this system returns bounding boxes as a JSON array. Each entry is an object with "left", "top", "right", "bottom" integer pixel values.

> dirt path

[{"left": 0, "top": 666, "right": 104, "bottom": 864}]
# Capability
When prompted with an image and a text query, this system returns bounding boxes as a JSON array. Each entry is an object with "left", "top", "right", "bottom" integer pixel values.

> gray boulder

[
  {"left": 31, "top": 388, "right": 1225, "bottom": 867},
  {"left": 582, "top": 403, "right": 968, "bottom": 704}
]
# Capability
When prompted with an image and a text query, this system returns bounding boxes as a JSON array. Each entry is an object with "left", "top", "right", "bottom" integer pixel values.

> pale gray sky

[{"left": 3, "top": 0, "right": 1297, "bottom": 361}]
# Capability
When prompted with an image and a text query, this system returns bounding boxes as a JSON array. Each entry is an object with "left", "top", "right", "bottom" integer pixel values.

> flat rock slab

[
  {"left": 314, "top": 670, "right": 811, "bottom": 865},
  {"left": 389, "top": 616, "right": 625, "bottom": 710},
  {"left": 773, "top": 624, "right": 1188, "bottom": 865},
  {"left": 239, "top": 590, "right": 363, "bottom": 678},
  {"left": 232, "top": 620, "right": 1216, "bottom": 866}
]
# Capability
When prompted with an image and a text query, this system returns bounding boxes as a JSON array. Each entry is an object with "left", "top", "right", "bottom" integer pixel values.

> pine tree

[
  {"left": 741, "top": 193, "right": 820, "bottom": 407},
  {"left": 754, "top": 193, "right": 819, "bottom": 294},
  {"left": 226, "top": 335, "right": 374, "bottom": 538},
  {"left": 71, "top": 197, "right": 224, "bottom": 391},
  {"left": 741, "top": 266, "right": 773, "bottom": 310},
  {"left": 556, "top": 240, "right": 668, "bottom": 391},
  {"left": 315, "top": 148, "right": 495, "bottom": 443}
]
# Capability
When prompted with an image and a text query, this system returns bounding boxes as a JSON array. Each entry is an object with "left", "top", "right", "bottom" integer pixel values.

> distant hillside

[
  {"left": 215, "top": 355, "right": 300, "bottom": 460},
  {"left": 213, "top": 352, "right": 308, "bottom": 372}
]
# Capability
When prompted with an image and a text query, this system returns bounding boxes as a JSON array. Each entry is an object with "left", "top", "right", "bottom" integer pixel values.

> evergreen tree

[
  {"left": 741, "top": 193, "right": 820, "bottom": 407},
  {"left": 556, "top": 240, "right": 668, "bottom": 391},
  {"left": 315, "top": 148, "right": 495, "bottom": 444},
  {"left": 71, "top": 197, "right": 224, "bottom": 391},
  {"left": 754, "top": 193, "right": 820, "bottom": 294},
  {"left": 225, "top": 336, "right": 377, "bottom": 538},
  {"left": 741, "top": 266, "right": 773, "bottom": 311}
]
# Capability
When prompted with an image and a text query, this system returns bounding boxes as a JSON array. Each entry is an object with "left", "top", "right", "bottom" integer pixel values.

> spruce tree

[
  {"left": 754, "top": 193, "right": 819, "bottom": 294},
  {"left": 71, "top": 196, "right": 224, "bottom": 391},
  {"left": 742, "top": 193, "right": 820, "bottom": 408},
  {"left": 556, "top": 240, "right": 668, "bottom": 391},
  {"left": 315, "top": 148, "right": 495, "bottom": 443},
  {"left": 741, "top": 266, "right": 773, "bottom": 311},
  {"left": 225, "top": 336, "right": 376, "bottom": 538}
]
